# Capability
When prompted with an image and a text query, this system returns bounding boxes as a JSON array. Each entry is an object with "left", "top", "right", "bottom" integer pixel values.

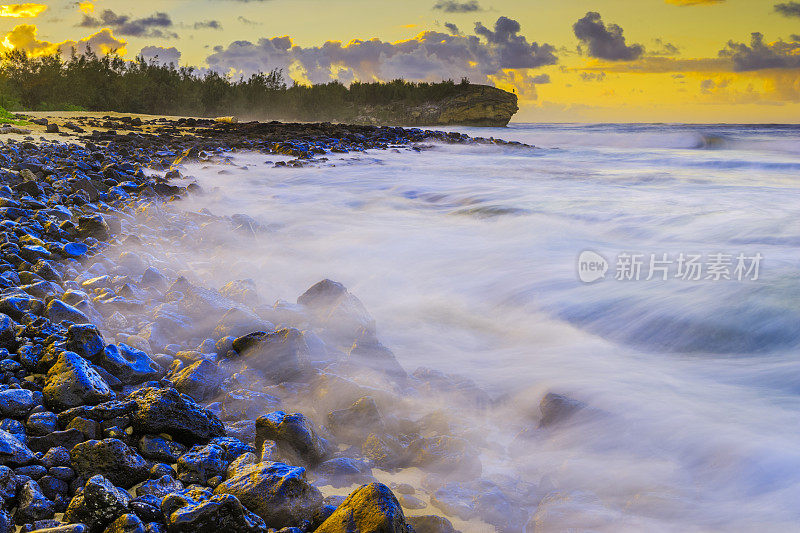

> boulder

[
  {"left": 15, "top": 479, "right": 55, "bottom": 524},
  {"left": 314, "top": 482, "right": 411, "bottom": 533},
  {"left": 327, "top": 396, "right": 383, "bottom": 445},
  {"left": 69, "top": 439, "right": 149, "bottom": 489},
  {"left": 255, "top": 411, "right": 329, "bottom": 468},
  {"left": 137, "top": 435, "right": 186, "bottom": 463},
  {"left": 0, "top": 388, "right": 39, "bottom": 418},
  {"left": 213, "top": 461, "right": 322, "bottom": 529},
  {"left": 538, "top": 393, "right": 586, "bottom": 428},
  {"left": 96, "top": 344, "right": 162, "bottom": 385},
  {"left": 66, "top": 324, "right": 106, "bottom": 359},
  {"left": 171, "top": 360, "right": 224, "bottom": 401},
  {"left": 64, "top": 475, "right": 131, "bottom": 533},
  {"left": 127, "top": 387, "right": 224, "bottom": 445},
  {"left": 165, "top": 493, "right": 266, "bottom": 533},
  {"left": 176, "top": 444, "right": 227, "bottom": 485},
  {"left": 77, "top": 215, "right": 109, "bottom": 240},
  {"left": 231, "top": 329, "right": 309, "bottom": 382},
  {"left": 0, "top": 428, "right": 35, "bottom": 466},
  {"left": 135, "top": 475, "right": 183, "bottom": 500},
  {"left": 43, "top": 351, "right": 114, "bottom": 412},
  {"left": 297, "top": 279, "right": 376, "bottom": 347},
  {"left": 103, "top": 513, "right": 145, "bottom": 533},
  {"left": 46, "top": 300, "right": 90, "bottom": 325}
]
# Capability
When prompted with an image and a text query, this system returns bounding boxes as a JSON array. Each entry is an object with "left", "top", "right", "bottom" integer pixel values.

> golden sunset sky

[{"left": 1, "top": 0, "right": 799, "bottom": 122}]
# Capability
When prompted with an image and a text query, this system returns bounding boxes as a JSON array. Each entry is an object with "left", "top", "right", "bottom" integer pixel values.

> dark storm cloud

[
  {"left": 473, "top": 16, "right": 558, "bottom": 68},
  {"left": 79, "top": 9, "right": 177, "bottom": 38},
  {"left": 205, "top": 16, "right": 557, "bottom": 84},
  {"left": 774, "top": 2, "right": 800, "bottom": 17},
  {"left": 719, "top": 32, "right": 800, "bottom": 70},
  {"left": 433, "top": 1, "right": 482, "bottom": 13},
  {"left": 572, "top": 11, "right": 644, "bottom": 61}
]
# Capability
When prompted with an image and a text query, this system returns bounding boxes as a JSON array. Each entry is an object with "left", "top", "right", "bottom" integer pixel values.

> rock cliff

[{"left": 351, "top": 84, "right": 518, "bottom": 127}]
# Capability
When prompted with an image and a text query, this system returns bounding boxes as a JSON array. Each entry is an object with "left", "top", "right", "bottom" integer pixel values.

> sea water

[{"left": 174, "top": 123, "right": 800, "bottom": 531}]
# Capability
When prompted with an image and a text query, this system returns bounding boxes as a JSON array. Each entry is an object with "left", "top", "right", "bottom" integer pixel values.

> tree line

[{"left": 0, "top": 48, "right": 470, "bottom": 121}]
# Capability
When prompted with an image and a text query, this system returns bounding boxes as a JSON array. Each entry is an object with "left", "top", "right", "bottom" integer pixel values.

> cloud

[
  {"left": 444, "top": 22, "right": 460, "bottom": 34},
  {"left": 205, "top": 16, "right": 557, "bottom": 85},
  {"left": 1, "top": 23, "right": 127, "bottom": 57},
  {"left": 237, "top": 16, "right": 261, "bottom": 25},
  {"left": 0, "top": 3, "right": 46, "bottom": 17},
  {"left": 651, "top": 38, "right": 681, "bottom": 56},
  {"left": 573, "top": 12, "right": 644, "bottom": 61},
  {"left": 433, "top": 0, "right": 482, "bottom": 12},
  {"left": 665, "top": 0, "right": 725, "bottom": 5},
  {"left": 473, "top": 16, "right": 558, "bottom": 68},
  {"left": 79, "top": 9, "right": 177, "bottom": 38},
  {"left": 194, "top": 20, "right": 222, "bottom": 30},
  {"left": 139, "top": 45, "right": 181, "bottom": 66},
  {"left": 78, "top": 2, "right": 94, "bottom": 15},
  {"left": 774, "top": 2, "right": 800, "bottom": 17},
  {"left": 719, "top": 32, "right": 800, "bottom": 70}
]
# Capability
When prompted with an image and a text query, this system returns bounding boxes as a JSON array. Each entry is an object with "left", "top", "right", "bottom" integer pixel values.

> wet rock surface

[{"left": 0, "top": 119, "right": 534, "bottom": 532}]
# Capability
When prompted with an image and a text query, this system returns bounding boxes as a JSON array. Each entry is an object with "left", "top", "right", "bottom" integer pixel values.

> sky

[{"left": 1, "top": 0, "right": 799, "bottom": 122}]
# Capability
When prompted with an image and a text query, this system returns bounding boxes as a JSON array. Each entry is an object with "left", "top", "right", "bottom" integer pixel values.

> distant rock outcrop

[{"left": 351, "top": 84, "right": 518, "bottom": 127}]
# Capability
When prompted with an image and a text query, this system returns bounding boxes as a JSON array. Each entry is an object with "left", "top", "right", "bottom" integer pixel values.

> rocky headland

[{"left": 349, "top": 85, "right": 519, "bottom": 127}]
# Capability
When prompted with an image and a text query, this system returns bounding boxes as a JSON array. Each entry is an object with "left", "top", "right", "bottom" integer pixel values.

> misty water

[{"left": 164, "top": 123, "right": 800, "bottom": 531}]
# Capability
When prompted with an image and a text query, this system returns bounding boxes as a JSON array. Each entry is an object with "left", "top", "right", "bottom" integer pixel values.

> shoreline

[{"left": 0, "top": 117, "right": 533, "bottom": 532}]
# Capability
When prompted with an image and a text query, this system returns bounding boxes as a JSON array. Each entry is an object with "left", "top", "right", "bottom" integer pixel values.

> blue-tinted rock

[
  {"left": 135, "top": 475, "right": 183, "bottom": 500},
  {"left": 63, "top": 242, "right": 89, "bottom": 258},
  {"left": 97, "top": 344, "right": 162, "bottom": 385},
  {"left": 65, "top": 324, "right": 105, "bottom": 359},
  {"left": 0, "top": 465, "right": 17, "bottom": 500},
  {"left": 0, "top": 388, "right": 39, "bottom": 418},
  {"left": 0, "top": 296, "right": 44, "bottom": 322},
  {"left": 43, "top": 351, "right": 114, "bottom": 412},
  {"left": 64, "top": 475, "right": 131, "bottom": 533},
  {"left": 26, "top": 411, "right": 58, "bottom": 436},
  {"left": 165, "top": 493, "right": 266, "bottom": 533},
  {"left": 104, "top": 513, "right": 145, "bottom": 533},
  {"left": 0, "top": 428, "right": 34, "bottom": 466},
  {"left": 177, "top": 444, "right": 227, "bottom": 485},
  {"left": 0, "top": 418, "right": 25, "bottom": 442},
  {"left": 15, "top": 479, "right": 55, "bottom": 524},
  {"left": 137, "top": 435, "right": 186, "bottom": 463},
  {"left": 46, "top": 300, "right": 90, "bottom": 325},
  {"left": 209, "top": 436, "right": 254, "bottom": 463}
]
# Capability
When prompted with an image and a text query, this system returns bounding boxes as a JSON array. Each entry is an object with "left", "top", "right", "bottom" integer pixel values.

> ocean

[{"left": 173, "top": 123, "right": 800, "bottom": 531}]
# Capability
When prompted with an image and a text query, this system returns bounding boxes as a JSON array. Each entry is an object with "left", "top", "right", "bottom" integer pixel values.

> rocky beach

[{"left": 0, "top": 114, "right": 538, "bottom": 533}]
